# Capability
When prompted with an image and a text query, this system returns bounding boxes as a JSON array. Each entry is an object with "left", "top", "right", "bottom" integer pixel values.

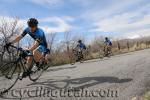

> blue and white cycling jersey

[
  {"left": 104, "top": 40, "right": 112, "bottom": 46},
  {"left": 77, "top": 43, "right": 86, "bottom": 50},
  {"left": 21, "top": 27, "right": 47, "bottom": 52}
]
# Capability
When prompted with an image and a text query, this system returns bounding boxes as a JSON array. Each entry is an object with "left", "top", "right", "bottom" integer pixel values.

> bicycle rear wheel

[
  {"left": 43, "top": 61, "right": 53, "bottom": 71},
  {"left": 29, "top": 64, "right": 44, "bottom": 82},
  {"left": 0, "top": 62, "right": 20, "bottom": 95}
]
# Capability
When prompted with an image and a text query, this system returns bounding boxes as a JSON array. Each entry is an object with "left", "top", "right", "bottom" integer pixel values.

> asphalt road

[{"left": 1, "top": 49, "right": 150, "bottom": 100}]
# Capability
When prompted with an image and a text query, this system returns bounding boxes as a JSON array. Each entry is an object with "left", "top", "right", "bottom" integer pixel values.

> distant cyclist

[
  {"left": 73, "top": 40, "right": 86, "bottom": 61},
  {"left": 104, "top": 37, "right": 112, "bottom": 46},
  {"left": 5, "top": 18, "right": 49, "bottom": 77},
  {"left": 104, "top": 37, "right": 112, "bottom": 56},
  {"left": 76, "top": 40, "right": 86, "bottom": 50}
]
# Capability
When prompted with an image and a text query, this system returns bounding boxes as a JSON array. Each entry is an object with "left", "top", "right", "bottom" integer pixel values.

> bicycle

[
  {"left": 103, "top": 45, "right": 112, "bottom": 57},
  {"left": 70, "top": 48, "right": 85, "bottom": 65},
  {"left": 0, "top": 44, "right": 48, "bottom": 95}
]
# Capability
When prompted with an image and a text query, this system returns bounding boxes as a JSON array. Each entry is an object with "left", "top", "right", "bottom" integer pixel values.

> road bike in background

[
  {"left": 70, "top": 48, "right": 86, "bottom": 65},
  {"left": 103, "top": 45, "right": 112, "bottom": 57}
]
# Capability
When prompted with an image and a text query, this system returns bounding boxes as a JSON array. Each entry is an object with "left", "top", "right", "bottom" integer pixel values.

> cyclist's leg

[
  {"left": 22, "top": 53, "right": 34, "bottom": 78},
  {"left": 33, "top": 49, "right": 43, "bottom": 62},
  {"left": 81, "top": 50, "right": 84, "bottom": 59},
  {"left": 105, "top": 45, "right": 109, "bottom": 56},
  {"left": 109, "top": 46, "right": 112, "bottom": 54},
  {"left": 107, "top": 46, "right": 109, "bottom": 53},
  {"left": 22, "top": 46, "right": 45, "bottom": 78},
  {"left": 33, "top": 45, "right": 46, "bottom": 63},
  {"left": 104, "top": 46, "right": 107, "bottom": 55},
  {"left": 104, "top": 46, "right": 106, "bottom": 52},
  {"left": 26, "top": 56, "right": 33, "bottom": 70},
  {"left": 21, "top": 58, "right": 33, "bottom": 78},
  {"left": 25, "top": 51, "right": 34, "bottom": 71},
  {"left": 32, "top": 50, "right": 43, "bottom": 66},
  {"left": 45, "top": 53, "right": 50, "bottom": 64}
]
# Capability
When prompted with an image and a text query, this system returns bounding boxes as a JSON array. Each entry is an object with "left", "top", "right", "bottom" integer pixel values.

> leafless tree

[
  {"left": 47, "top": 33, "right": 57, "bottom": 52},
  {"left": 127, "top": 41, "right": 130, "bottom": 50},
  {"left": 117, "top": 41, "right": 121, "bottom": 51},
  {"left": 0, "top": 17, "right": 22, "bottom": 62},
  {"left": 64, "top": 31, "right": 72, "bottom": 52},
  {"left": 25, "top": 36, "right": 34, "bottom": 49}
]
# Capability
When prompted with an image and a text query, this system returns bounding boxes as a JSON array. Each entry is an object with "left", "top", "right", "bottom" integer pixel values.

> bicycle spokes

[{"left": 0, "top": 62, "right": 20, "bottom": 94}]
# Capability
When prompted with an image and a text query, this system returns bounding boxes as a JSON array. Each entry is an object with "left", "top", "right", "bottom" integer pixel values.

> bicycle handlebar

[{"left": 4, "top": 44, "right": 24, "bottom": 53}]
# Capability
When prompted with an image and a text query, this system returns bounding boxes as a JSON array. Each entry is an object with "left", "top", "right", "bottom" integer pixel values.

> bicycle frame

[
  {"left": 5, "top": 45, "right": 37, "bottom": 74},
  {"left": 73, "top": 48, "right": 84, "bottom": 62}
]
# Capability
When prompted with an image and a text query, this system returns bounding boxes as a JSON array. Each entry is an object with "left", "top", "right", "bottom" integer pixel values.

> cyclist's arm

[
  {"left": 11, "top": 35, "right": 23, "bottom": 44},
  {"left": 11, "top": 29, "right": 27, "bottom": 44},
  {"left": 29, "top": 36, "right": 42, "bottom": 51}
]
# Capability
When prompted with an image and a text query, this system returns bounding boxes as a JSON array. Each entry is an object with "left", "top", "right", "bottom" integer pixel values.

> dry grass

[
  {"left": 48, "top": 42, "right": 150, "bottom": 66},
  {"left": 143, "top": 91, "right": 150, "bottom": 100}
]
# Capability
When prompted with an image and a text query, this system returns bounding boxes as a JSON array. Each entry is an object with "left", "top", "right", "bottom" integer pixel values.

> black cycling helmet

[
  {"left": 105, "top": 37, "right": 108, "bottom": 40},
  {"left": 78, "top": 40, "right": 82, "bottom": 43},
  {"left": 27, "top": 18, "right": 38, "bottom": 27}
]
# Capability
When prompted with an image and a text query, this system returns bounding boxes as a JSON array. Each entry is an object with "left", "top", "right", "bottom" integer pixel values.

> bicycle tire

[
  {"left": 0, "top": 62, "right": 20, "bottom": 95},
  {"left": 29, "top": 65, "right": 44, "bottom": 82}
]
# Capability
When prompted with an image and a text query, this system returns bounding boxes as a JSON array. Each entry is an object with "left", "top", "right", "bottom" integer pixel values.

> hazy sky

[{"left": 0, "top": 0, "right": 150, "bottom": 41}]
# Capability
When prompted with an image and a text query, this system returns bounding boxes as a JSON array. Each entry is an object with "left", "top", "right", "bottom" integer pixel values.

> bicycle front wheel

[
  {"left": 0, "top": 62, "right": 20, "bottom": 95},
  {"left": 29, "top": 64, "right": 44, "bottom": 82}
]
